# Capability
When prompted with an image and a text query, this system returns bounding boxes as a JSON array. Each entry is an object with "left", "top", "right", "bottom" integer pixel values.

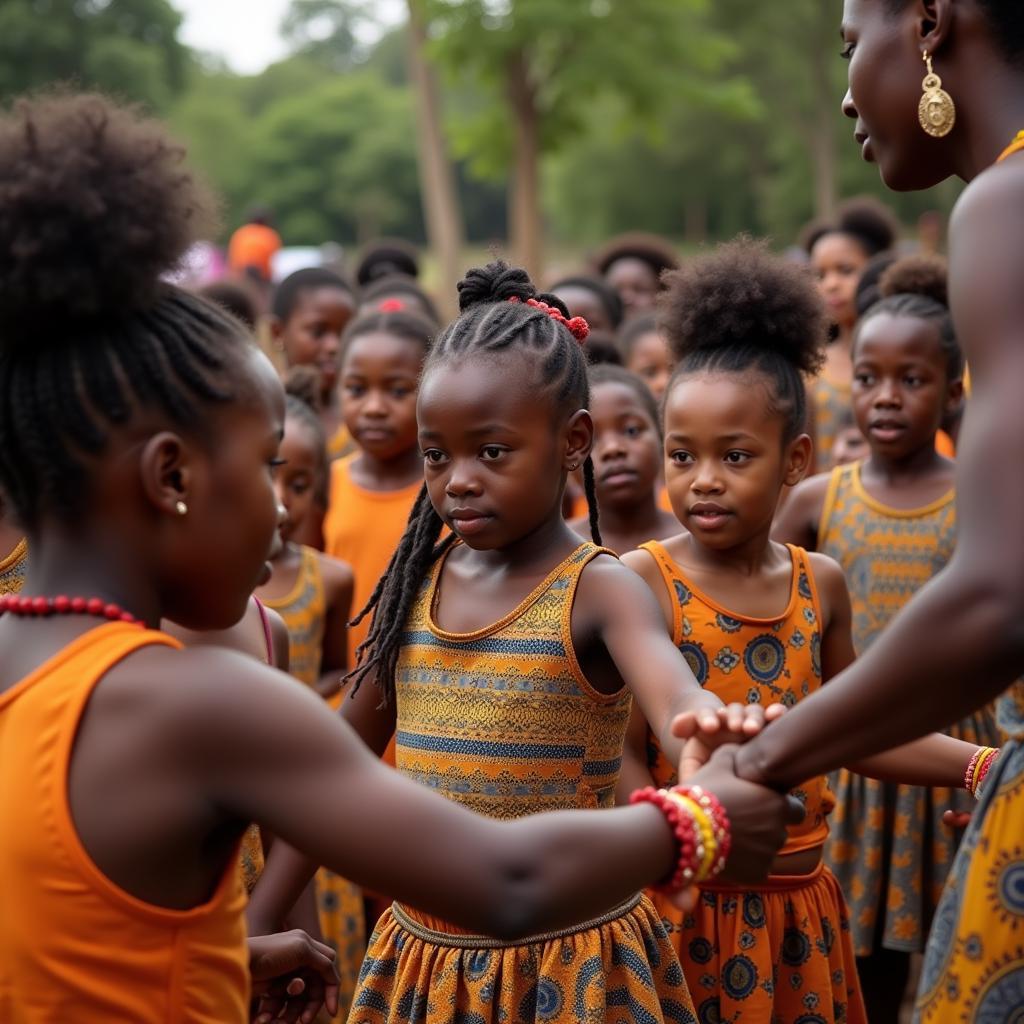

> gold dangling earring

[{"left": 919, "top": 51, "right": 956, "bottom": 138}]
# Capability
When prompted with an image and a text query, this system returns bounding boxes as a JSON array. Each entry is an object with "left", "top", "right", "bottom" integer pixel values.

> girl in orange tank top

[
  {"left": 322, "top": 306, "right": 436, "bottom": 670},
  {"left": 2, "top": 95, "right": 806, "bottom": 1024},
  {"left": 624, "top": 241, "right": 989, "bottom": 1024}
]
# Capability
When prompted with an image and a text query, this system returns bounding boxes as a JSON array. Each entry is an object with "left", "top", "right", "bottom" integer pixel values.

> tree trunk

[
  {"left": 808, "top": 14, "right": 837, "bottom": 219},
  {"left": 506, "top": 50, "right": 542, "bottom": 279},
  {"left": 406, "top": 0, "right": 465, "bottom": 318}
]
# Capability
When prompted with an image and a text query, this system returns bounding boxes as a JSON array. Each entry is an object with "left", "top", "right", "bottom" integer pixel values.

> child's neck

[
  {"left": 864, "top": 439, "right": 945, "bottom": 484},
  {"left": 599, "top": 493, "right": 664, "bottom": 540},
  {"left": 351, "top": 446, "right": 423, "bottom": 490},
  {"left": 462, "top": 510, "right": 581, "bottom": 578},
  {"left": 680, "top": 522, "right": 779, "bottom": 580}
]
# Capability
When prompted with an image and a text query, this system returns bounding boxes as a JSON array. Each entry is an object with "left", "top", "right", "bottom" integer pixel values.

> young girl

[
  {"left": 773, "top": 259, "right": 1002, "bottom": 1022},
  {"left": 270, "top": 267, "right": 358, "bottom": 460},
  {"left": 618, "top": 312, "right": 674, "bottom": 404},
  {"left": 254, "top": 388, "right": 364, "bottom": 1019},
  {"left": 252, "top": 260, "right": 803, "bottom": 1023},
  {"left": 622, "top": 240, "right": 992, "bottom": 1024},
  {"left": 322, "top": 306, "right": 435, "bottom": 671},
  {"left": 0, "top": 93, "right": 807, "bottom": 1024},
  {"left": 569, "top": 364, "right": 676, "bottom": 554},
  {"left": 593, "top": 232, "right": 679, "bottom": 320},
  {"left": 807, "top": 199, "right": 898, "bottom": 467}
]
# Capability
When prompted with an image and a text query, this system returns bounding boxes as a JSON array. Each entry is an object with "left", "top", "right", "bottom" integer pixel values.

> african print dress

[
  {"left": 818, "top": 462, "right": 1002, "bottom": 957},
  {"left": 813, "top": 372, "right": 852, "bottom": 470},
  {"left": 350, "top": 541, "right": 694, "bottom": 1024},
  {"left": 639, "top": 540, "right": 865, "bottom": 1024},
  {"left": 263, "top": 546, "right": 364, "bottom": 1021}
]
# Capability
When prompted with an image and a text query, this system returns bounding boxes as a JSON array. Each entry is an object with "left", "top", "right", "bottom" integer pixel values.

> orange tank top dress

[
  {"left": 323, "top": 453, "right": 421, "bottom": 670},
  {"left": 0, "top": 623, "right": 249, "bottom": 1023},
  {"left": 637, "top": 542, "right": 865, "bottom": 1024}
]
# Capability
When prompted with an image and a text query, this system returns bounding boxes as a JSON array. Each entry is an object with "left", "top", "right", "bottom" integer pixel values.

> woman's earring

[
  {"left": 175, "top": 500, "right": 188, "bottom": 516},
  {"left": 919, "top": 51, "right": 955, "bottom": 138}
]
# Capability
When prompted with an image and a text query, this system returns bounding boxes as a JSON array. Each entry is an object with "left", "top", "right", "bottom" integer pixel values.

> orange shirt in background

[
  {"left": 0, "top": 623, "right": 249, "bottom": 1023},
  {"left": 323, "top": 453, "right": 422, "bottom": 671},
  {"left": 227, "top": 222, "right": 282, "bottom": 281}
]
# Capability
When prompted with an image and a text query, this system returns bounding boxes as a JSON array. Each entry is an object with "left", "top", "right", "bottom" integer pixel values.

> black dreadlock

[
  {"left": 0, "top": 93, "right": 251, "bottom": 530},
  {"left": 348, "top": 260, "right": 600, "bottom": 705}
]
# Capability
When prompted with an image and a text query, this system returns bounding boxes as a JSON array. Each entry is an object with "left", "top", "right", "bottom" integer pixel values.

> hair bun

[
  {"left": 457, "top": 260, "right": 537, "bottom": 312},
  {"left": 660, "top": 236, "right": 826, "bottom": 376},
  {"left": 879, "top": 255, "right": 948, "bottom": 307},
  {"left": 0, "top": 92, "right": 214, "bottom": 341}
]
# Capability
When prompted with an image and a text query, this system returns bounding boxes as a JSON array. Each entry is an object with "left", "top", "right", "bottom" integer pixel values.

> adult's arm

[{"left": 735, "top": 163, "right": 1024, "bottom": 791}]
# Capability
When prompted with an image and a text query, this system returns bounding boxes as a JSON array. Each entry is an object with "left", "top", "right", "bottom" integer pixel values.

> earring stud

[{"left": 175, "top": 500, "right": 188, "bottom": 516}]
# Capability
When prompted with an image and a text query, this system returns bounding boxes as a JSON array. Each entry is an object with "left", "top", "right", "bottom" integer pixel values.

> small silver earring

[{"left": 175, "top": 500, "right": 188, "bottom": 516}]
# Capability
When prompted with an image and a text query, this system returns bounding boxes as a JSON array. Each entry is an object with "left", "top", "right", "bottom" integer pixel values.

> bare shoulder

[
  {"left": 620, "top": 545, "right": 661, "bottom": 587},
  {"left": 315, "top": 550, "right": 355, "bottom": 594},
  {"left": 575, "top": 551, "right": 666, "bottom": 631},
  {"left": 774, "top": 471, "right": 832, "bottom": 545},
  {"left": 805, "top": 550, "right": 850, "bottom": 624},
  {"left": 265, "top": 607, "right": 290, "bottom": 672}
]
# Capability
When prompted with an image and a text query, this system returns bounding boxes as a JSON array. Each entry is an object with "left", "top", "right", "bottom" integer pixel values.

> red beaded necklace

[{"left": 0, "top": 594, "right": 143, "bottom": 626}]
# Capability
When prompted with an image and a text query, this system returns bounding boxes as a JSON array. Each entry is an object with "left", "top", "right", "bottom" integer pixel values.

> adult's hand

[
  {"left": 248, "top": 930, "right": 339, "bottom": 1024},
  {"left": 683, "top": 745, "right": 803, "bottom": 888}
]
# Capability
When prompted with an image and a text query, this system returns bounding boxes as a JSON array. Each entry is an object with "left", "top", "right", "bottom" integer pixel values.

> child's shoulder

[{"left": 801, "top": 549, "right": 850, "bottom": 625}]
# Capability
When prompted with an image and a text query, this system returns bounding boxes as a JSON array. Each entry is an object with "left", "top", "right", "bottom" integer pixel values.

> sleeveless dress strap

[
  {"left": 637, "top": 540, "right": 684, "bottom": 645},
  {"left": 816, "top": 463, "right": 850, "bottom": 552}
]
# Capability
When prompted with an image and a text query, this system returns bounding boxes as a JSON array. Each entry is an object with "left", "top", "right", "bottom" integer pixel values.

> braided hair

[
  {"left": 0, "top": 93, "right": 254, "bottom": 531},
  {"left": 348, "top": 260, "right": 600, "bottom": 705}
]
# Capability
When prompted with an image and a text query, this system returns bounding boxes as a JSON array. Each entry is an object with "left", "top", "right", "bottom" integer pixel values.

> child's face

[
  {"left": 552, "top": 285, "right": 613, "bottom": 333},
  {"left": 276, "top": 286, "right": 355, "bottom": 394},
  {"left": 418, "top": 354, "right": 587, "bottom": 550},
  {"left": 625, "top": 331, "right": 673, "bottom": 403},
  {"left": 664, "top": 372, "right": 809, "bottom": 551},
  {"left": 341, "top": 332, "right": 423, "bottom": 462},
  {"left": 606, "top": 258, "right": 660, "bottom": 319},
  {"left": 811, "top": 233, "right": 868, "bottom": 331},
  {"left": 273, "top": 416, "right": 322, "bottom": 544},
  {"left": 831, "top": 424, "right": 869, "bottom": 467},
  {"left": 175, "top": 347, "right": 285, "bottom": 630},
  {"left": 590, "top": 381, "right": 662, "bottom": 511},
  {"left": 851, "top": 312, "right": 962, "bottom": 461}
]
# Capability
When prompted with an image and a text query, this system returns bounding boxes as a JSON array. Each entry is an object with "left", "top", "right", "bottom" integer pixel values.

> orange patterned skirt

[
  {"left": 350, "top": 892, "right": 695, "bottom": 1023},
  {"left": 654, "top": 863, "right": 866, "bottom": 1023}
]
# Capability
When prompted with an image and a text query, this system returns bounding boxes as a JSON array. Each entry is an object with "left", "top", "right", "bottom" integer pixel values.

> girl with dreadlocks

[
  {"left": 0, "top": 93, "right": 802, "bottom": 1024},
  {"left": 251, "top": 260, "right": 801, "bottom": 1023}
]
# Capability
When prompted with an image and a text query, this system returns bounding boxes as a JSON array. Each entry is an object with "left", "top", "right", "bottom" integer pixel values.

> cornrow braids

[{"left": 347, "top": 260, "right": 601, "bottom": 706}]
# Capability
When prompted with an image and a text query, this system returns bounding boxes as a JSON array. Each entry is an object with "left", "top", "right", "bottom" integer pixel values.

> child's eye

[
  {"left": 422, "top": 449, "right": 447, "bottom": 464},
  {"left": 904, "top": 375, "right": 923, "bottom": 387},
  {"left": 854, "top": 372, "right": 875, "bottom": 387},
  {"left": 391, "top": 387, "right": 412, "bottom": 399},
  {"left": 623, "top": 424, "right": 643, "bottom": 439},
  {"left": 480, "top": 445, "right": 507, "bottom": 461},
  {"left": 670, "top": 450, "right": 693, "bottom": 465},
  {"left": 344, "top": 383, "right": 365, "bottom": 397},
  {"left": 269, "top": 458, "right": 286, "bottom": 469},
  {"left": 724, "top": 451, "right": 751, "bottom": 464},
  {"left": 840, "top": 43, "right": 855, "bottom": 60}
]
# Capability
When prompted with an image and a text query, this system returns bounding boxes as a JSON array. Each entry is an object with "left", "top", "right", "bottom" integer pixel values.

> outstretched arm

[{"left": 736, "top": 168, "right": 1024, "bottom": 790}]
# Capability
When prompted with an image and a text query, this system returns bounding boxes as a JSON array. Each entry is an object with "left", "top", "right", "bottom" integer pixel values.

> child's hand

[
  {"left": 672, "top": 703, "right": 787, "bottom": 782},
  {"left": 942, "top": 809, "right": 973, "bottom": 830},
  {"left": 249, "top": 930, "right": 339, "bottom": 1024}
]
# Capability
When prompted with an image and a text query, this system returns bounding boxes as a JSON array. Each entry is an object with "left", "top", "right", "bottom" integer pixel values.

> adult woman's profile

[{"left": 727, "top": 2, "right": 1024, "bottom": 1019}]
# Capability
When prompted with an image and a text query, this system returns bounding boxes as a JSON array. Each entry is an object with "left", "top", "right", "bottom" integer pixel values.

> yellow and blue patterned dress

[
  {"left": 351, "top": 541, "right": 695, "bottom": 1024},
  {"left": 818, "top": 463, "right": 1002, "bottom": 957},
  {"left": 0, "top": 538, "right": 27, "bottom": 595},
  {"left": 813, "top": 371, "right": 852, "bottom": 469},
  {"left": 263, "top": 546, "right": 365, "bottom": 1022},
  {"left": 639, "top": 540, "right": 865, "bottom": 1024}
]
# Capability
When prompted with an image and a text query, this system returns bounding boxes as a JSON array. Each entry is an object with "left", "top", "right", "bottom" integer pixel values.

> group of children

[{"left": 0, "top": 70, "right": 1019, "bottom": 1024}]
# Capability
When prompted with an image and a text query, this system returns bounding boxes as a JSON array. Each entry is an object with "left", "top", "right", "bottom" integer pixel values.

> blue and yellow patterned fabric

[
  {"left": 0, "top": 538, "right": 27, "bottom": 596},
  {"left": 351, "top": 541, "right": 695, "bottom": 1023},
  {"left": 819, "top": 462, "right": 1003, "bottom": 957}
]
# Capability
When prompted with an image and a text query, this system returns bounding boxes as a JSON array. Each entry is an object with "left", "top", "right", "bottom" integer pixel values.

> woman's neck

[{"left": 953, "top": 69, "right": 1024, "bottom": 180}]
